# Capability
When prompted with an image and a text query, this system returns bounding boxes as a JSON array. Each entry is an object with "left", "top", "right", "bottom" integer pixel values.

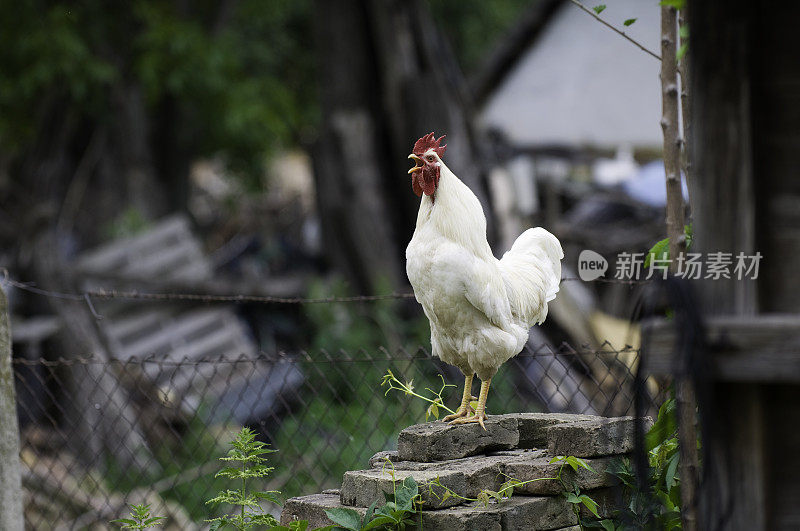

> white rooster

[{"left": 406, "top": 133, "right": 563, "bottom": 429}]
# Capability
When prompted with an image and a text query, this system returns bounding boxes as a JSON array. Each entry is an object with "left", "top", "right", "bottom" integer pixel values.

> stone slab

[
  {"left": 547, "top": 416, "right": 652, "bottom": 457},
  {"left": 418, "top": 504, "right": 502, "bottom": 530},
  {"left": 368, "top": 450, "right": 398, "bottom": 468},
  {"left": 371, "top": 450, "right": 547, "bottom": 498},
  {"left": 340, "top": 468, "right": 466, "bottom": 509},
  {"left": 484, "top": 496, "right": 578, "bottom": 530},
  {"left": 417, "top": 496, "right": 577, "bottom": 531},
  {"left": 498, "top": 413, "right": 600, "bottom": 448},
  {"left": 397, "top": 415, "right": 519, "bottom": 462},
  {"left": 282, "top": 493, "right": 579, "bottom": 531},
  {"left": 503, "top": 456, "right": 617, "bottom": 495},
  {"left": 280, "top": 493, "right": 366, "bottom": 529}
]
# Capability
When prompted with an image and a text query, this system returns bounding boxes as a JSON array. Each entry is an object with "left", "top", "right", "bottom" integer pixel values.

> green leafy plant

[
  {"left": 549, "top": 456, "right": 601, "bottom": 522},
  {"left": 206, "top": 427, "right": 282, "bottom": 530},
  {"left": 111, "top": 503, "right": 166, "bottom": 529},
  {"left": 325, "top": 469, "right": 420, "bottom": 531},
  {"left": 597, "top": 398, "right": 683, "bottom": 530}
]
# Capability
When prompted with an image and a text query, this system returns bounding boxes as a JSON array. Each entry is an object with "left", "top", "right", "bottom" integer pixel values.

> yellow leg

[
  {"left": 451, "top": 378, "right": 491, "bottom": 430},
  {"left": 443, "top": 374, "right": 474, "bottom": 421}
]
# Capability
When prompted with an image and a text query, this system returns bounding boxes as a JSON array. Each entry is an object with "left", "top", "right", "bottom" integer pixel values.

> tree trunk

[{"left": 313, "top": 0, "right": 494, "bottom": 293}]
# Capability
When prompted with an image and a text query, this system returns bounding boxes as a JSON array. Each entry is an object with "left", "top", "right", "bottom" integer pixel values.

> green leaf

[
  {"left": 579, "top": 494, "right": 600, "bottom": 517},
  {"left": 484, "top": 489, "right": 502, "bottom": 500},
  {"left": 110, "top": 519, "right": 137, "bottom": 526},
  {"left": 565, "top": 456, "right": 579, "bottom": 471},
  {"left": 324, "top": 507, "right": 362, "bottom": 531},
  {"left": 499, "top": 480, "right": 517, "bottom": 498},
  {"left": 426, "top": 402, "right": 439, "bottom": 421},
  {"left": 599, "top": 520, "right": 617, "bottom": 531},
  {"left": 566, "top": 456, "right": 594, "bottom": 472},
  {"left": 395, "top": 477, "right": 418, "bottom": 511},
  {"left": 680, "top": 24, "right": 689, "bottom": 38},
  {"left": 644, "top": 237, "right": 670, "bottom": 268},
  {"left": 254, "top": 491, "right": 282, "bottom": 505},
  {"left": 565, "top": 492, "right": 581, "bottom": 504},
  {"left": 677, "top": 42, "right": 689, "bottom": 61},
  {"left": 477, "top": 491, "right": 490, "bottom": 507},
  {"left": 574, "top": 456, "right": 595, "bottom": 472},
  {"left": 361, "top": 516, "right": 397, "bottom": 530},
  {"left": 592, "top": 4, "right": 606, "bottom": 14},
  {"left": 660, "top": 0, "right": 686, "bottom": 8},
  {"left": 623, "top": 18, "right": 637, "bottom": 26},
  {"left": 646, "top": 398, "right": 677, "bottom": 452},
  {"left": 363, "top": 499, "right": 378, "bottom": 526},
  {"left": 665, "top": 451, "right": 680, "bottom": 490}
]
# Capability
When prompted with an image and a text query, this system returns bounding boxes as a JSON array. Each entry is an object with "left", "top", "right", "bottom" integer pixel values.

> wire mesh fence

[{"left": 12, "top": 343, "right": 665, "bottom": 530}]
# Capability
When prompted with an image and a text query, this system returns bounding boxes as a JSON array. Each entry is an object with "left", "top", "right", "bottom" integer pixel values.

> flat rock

[
  {"left": 418, "top": 504, "right": 502, "bottom": 530},
  {"left": 282, "top": 493, "right": 579, "bottom": 531},
  {"left": 488, "top": 496, "right": 578, "bottom": 530},
  {"left": 418, "top": 496, "right": 577, "bottom": 531},
  {"left": 397, "top": 416, "right": 519, "bottom": 462},
  {"left": 368, "top": 450, "right": 399, "bottom": 468},
  {"left": 371, "top": 450, "right": 547, "bottom": 498},
  {"left": 340, "top": 468, "right": 466, "bottom": 509},
  {"left": 547, "top": 416, "right": 652, "bottom": 457},
  {"left": 503, "top": 412, "right": 600, "bottom": 448},
  {"left": 503, "top": 456, "right": 617, "bottom": 495},
  {"left": 280, "top": 493, "right": 365, "bottom": 529}
]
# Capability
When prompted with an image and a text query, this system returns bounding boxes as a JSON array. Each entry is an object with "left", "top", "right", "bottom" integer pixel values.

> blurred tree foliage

[
  {"left": 0, "top": 0, "right": 316, "bottom": 194},
  {"left": 0, "top": 0, "right": 528, "bottom": 184},
  {"left": 428, "top": 0, "right": 532, "bottom": 75}
]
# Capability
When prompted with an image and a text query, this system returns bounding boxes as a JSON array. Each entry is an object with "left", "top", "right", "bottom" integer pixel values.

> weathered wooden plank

[
  {"left": 76, "top": 215, "right": 191, "bottom": 273},
  {"left": 0, "top": 287, "right": 25, "bottom": 530},
  {"left": 120, "top": 308, "right": 227, "bottom": 359},
  {"left": 641, "top": 315, "right": 800, "bottom": 381},
  {"left": 117, "top": 238, "right": 207, "bottom": 279}
]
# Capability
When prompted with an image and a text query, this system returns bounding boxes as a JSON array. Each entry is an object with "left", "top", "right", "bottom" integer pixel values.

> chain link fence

[{"left": 12, "top": 343, "right": 665, "bottom": 529}]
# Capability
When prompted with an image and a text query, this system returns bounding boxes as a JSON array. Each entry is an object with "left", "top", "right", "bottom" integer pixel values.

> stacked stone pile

[{"left": 281, "top": 413, "right": 650, "bottom": 530}]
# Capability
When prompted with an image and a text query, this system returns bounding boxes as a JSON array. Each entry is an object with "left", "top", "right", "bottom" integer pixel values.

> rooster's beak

[{"left": 408, "top": 154, "right": 423, "bottom": 173}]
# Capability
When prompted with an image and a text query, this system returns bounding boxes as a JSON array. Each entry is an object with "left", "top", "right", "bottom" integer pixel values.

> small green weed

[
  {"left": 206, "top": 427, "right": 282, "bottom": 530},
  {"left": 111, "top": 503, "right": 166, "bottom": 529}
]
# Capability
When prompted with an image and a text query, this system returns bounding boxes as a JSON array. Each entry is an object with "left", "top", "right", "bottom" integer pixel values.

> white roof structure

[{"left": 480, "top": 0, "right": 663, "bottom": 149}]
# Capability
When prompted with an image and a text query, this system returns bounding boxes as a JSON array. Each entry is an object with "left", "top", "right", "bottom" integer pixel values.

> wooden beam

[
  {"left": 642, "top": 315, "right": 800, "bottom": 382},
  {"left": 0, "top": 287, "right": 25, "bottom": 531}
]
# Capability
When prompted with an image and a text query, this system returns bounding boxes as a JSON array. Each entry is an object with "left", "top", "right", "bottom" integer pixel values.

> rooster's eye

[{"left": 426, "top": 156, "right": 435, "bottom": 162}]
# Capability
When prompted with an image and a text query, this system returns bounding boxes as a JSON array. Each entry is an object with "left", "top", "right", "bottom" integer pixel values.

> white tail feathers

[{"left": 498, "top": 227, "right": 564, "bottom": 326}]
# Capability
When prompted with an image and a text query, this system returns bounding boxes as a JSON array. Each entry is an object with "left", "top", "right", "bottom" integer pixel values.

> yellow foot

[
  {"left": 449, "top": 412, "right": 488, "bottom": 430},
  {"left": 443, "top": 397, "right": 477, "bottom": 422}
]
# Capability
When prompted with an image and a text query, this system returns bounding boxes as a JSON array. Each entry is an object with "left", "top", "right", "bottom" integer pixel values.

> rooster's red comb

[{"left": 413, "top": 132, "right": 447, "bottom": 158}]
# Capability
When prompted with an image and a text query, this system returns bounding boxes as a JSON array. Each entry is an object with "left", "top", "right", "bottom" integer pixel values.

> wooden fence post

[{"left": 0, "top": 285, "right": 25, "bottom": 530}]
